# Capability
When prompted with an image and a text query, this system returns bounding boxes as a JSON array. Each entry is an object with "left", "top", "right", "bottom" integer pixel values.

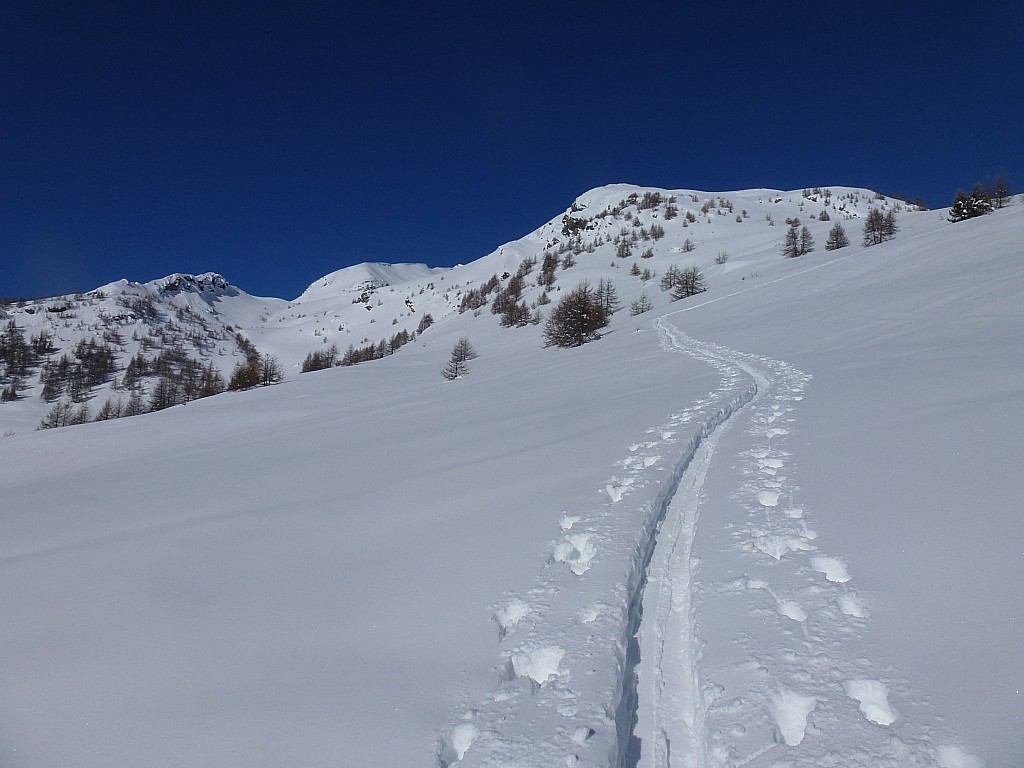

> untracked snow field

[{"left": 1, "top": 193, "right": 1021, "bottom": 767}]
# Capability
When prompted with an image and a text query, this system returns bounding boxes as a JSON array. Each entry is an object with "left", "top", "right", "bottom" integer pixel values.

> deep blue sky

[{"left": 2, "top": 1, "right": 1021, "bottom": 300}]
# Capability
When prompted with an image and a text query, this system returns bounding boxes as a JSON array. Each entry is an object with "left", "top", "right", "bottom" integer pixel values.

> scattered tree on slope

[
  {"left": 228, "top": 354, "right": 282, "bottom": 391},
  {"left": 660, "top": 264, "right": 707, "bottom": 300},
  {"left": 302, "top": 344, "right": 339, "bottom": 373},
  {"left": 630, "top": 293, "right": 653, "bottom": 316},
  {"left": 949, "top": 183, "right": 994, "bottom": 222},
  {"left": 542, "top": 281, "right": 609, "bottom": 348},
  {"left": 825, "top": 222, "right": 850, "bottom": 250},
  {"left": 782, "top": 221, "right": 815, "bottom": 258},
  {"left": 597, "top": 278, "right": 620, "bottom": 314},
  {"left": 441, "top": 336, "right": 478, "bottom": 380},
  {"left": 989, "top": 173, "right": 1012, "bottom": 209},
  {"left": 862, "top": 208, "right": 898, "bottom": 246}
]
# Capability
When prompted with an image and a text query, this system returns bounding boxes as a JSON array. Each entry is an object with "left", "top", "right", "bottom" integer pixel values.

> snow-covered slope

[
  {"left": 1, "top": 187, "right": 1019, "bottom": 768},
  {"left": 0, "top": 185, "right": 904, "bottom": 434},
  {"left": 295, "top": 262, "right": 442, "bottom": 301}
]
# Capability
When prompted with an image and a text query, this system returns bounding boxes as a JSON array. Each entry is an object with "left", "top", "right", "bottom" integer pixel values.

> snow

[
  {"left": 769, "top": 690, "right": 817, "bottom": 746},
  {"left": 845, "top": 679, "right": 897, "bottom": 726},
  {"left": 809, "top": 555, "right": 852, "bottom": 583},
  {"left": 494, "top": 598, "right": 532, "bottom": 639},
  {"left": 294, "top": 261, "right": 442, "bottom": 302},
  {"left": 508, "top": 646, "right": 566, "bottom": 685},
  {"left": 1, "top": 186, "right": 1020, "bottom": 767}
]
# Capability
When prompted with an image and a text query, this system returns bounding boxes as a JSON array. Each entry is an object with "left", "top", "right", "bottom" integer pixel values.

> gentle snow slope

[
  {"left": 0, "top": 322, "right": 721, "bottom": 767},
  {"left": 676, "top": 205, "right": 1024, "bottom": 768},
  {"left": 1, "top": 190, "right": 1020, "bottom": 768}
]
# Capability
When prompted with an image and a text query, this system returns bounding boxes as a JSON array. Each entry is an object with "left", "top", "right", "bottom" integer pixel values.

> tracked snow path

[
  {"left": 633, "top": 318, "right": 981, "bottom": 768},
  {"left": 633, "top": 318, "right": 767, "bottom": 768},
  {"left": 633, "top": 407, "right": 724, "bottom": 768},
  {"left": 438, "top": 314, "right": 980, "bottom": 768},
  {"left": 437, "top": 318, "right": 759, "bottom": 768}
]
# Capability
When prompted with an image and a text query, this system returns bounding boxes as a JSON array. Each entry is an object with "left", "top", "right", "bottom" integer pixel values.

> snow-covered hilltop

[
  {"left": 1, "top": 185, "right": 1020, "bottom": 768},
  {"left": 295, "top": 262, "right": 442, "bottom": 301},
  {"left": 1, "top": 185, "right": 914, "bottom": 435}
]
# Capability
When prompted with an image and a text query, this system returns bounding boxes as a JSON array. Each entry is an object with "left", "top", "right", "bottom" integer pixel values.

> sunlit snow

[{"left": 2, "top": 186, "right": 1019, "bottom": 767}]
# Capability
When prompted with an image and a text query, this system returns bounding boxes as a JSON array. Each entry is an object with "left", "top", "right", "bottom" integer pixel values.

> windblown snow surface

[{"left": 1, "top": 188, "right": 1021, "bottom": 767}]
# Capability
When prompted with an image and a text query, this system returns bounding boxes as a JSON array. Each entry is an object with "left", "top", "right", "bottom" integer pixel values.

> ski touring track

[{"left": 437, "top": 313, "right": 980, "bottom": 768}]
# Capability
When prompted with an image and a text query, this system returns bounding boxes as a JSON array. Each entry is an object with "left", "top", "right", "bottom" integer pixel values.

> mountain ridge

[{"left": 0, "top": 183, "right": 936, "bottom": 437}]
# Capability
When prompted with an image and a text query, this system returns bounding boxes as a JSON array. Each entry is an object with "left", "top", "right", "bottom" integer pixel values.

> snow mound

[
  {"left": 810, "top": 555, "right": 852, "bottom": 583},
  {"left": 494, "top": 599, "right": 531, "bottom": 639},
  {"left": 507, "top": 646, "right": 565, "bottom": 685},
  {"left": 769, "top": 690, "right": 816, "bottom": 746},
  {"left": 845, "top": 679, "right": 897, "bottom": 726}
]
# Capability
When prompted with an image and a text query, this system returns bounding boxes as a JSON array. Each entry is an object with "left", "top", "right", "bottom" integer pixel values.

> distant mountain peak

[{"left": 147, "top": 272, "right": 235, "bottom": 296}]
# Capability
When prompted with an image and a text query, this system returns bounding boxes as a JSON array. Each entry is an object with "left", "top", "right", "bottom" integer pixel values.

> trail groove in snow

[
  {"left": 642, "top": 323, "right": 980, "bottom": 767},
  {"left": 631, "top": 317, "right": 768, "bottom": 768},
  {"left": 436, "top": 317, "right": 982, "bottom": 768},
  {"left": 437, "top": 317, "right": 761, "bottom": 768}
]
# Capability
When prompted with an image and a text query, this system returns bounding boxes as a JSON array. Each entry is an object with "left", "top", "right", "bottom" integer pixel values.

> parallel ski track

[
  {"left": 625, "top": 317, "right": 770, "bottom": 768},
  {"left": 438, "top": 311, "right": 959, "bottom": 767},
  {"left": 633, "top": 317, "right": 957, "bottom": 768}
]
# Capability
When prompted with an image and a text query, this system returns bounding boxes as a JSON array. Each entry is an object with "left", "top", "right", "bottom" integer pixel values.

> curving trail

[
  {"left": 632, "top": 316, "right": 968, "bottom": 768},
  {"left": 438, "top": 313, "right": 974, "bottom": 768},
  {"left": 435, "top": 316, "right": 762, "bottom": 768},
  {"left": 633, "top": 317, "right": 768, "bottom": 768}
]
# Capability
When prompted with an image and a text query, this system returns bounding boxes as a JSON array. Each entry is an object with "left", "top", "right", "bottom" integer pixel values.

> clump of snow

[
  {"left": 494, "top": 599, "right": 531, "bottom": 639},
  {"left": 810, "top": 555, "right": 852, "bottom": 583},
  {"left": 845, "top": 679, "right": 897, "bottom": 726},
  {"left": 777, "top": 600, "right": 807, "bottom": 622},
  {"left": 605, "top": 477, "right": 633, "bottom": 503},
  {"left": 837, "top": 593, "right": 868, "bottom": 618},
  {"left": 571, "top": 726, "right": 595, "bottom": 745},
  {"left": 577, "top": 604, "right": 603, "bottom": 624},
  {"left": 508, "top": 646, "right": 565, "bottom": 685},
  {"left": 437, "top": 722, "right": 477, "bottom": 766},
  {"left": 558, "top": 513, "right": 580, "bottom": 531},
  {"left": 750, "top": 533, "right": 815, "bottom": 560},
  {"left": 769, "top": 690, "right": 816, "bottom": 745},
  {"left": 551, "top": 532, "right": 597, "bottom": 575}
]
